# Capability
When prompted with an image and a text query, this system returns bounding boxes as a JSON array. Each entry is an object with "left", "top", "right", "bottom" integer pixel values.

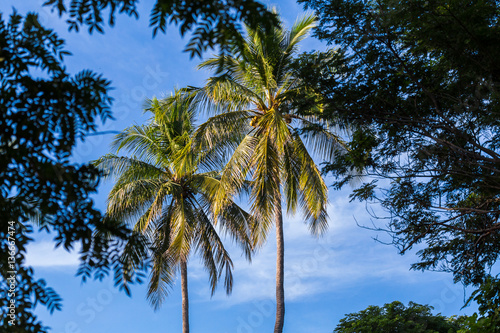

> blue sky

[{"left": 4, "top": 0, "right": 478, "bottom": 332}]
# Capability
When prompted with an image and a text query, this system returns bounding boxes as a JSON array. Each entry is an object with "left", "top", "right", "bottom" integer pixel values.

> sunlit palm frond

[
  {"left": 284, "top": 15, "right": 316, "bottom": 56},
  {"left": 171, "top": 139, "right": 197, "bottom": 179},
  {"left": 168, "top": 194, "right": 196, "bottom": 261},
  {"left": 192, "top": 110, "right": 253, "bottom": 171},
  {"left": 147, "top": 248, "right": 177, "bottom": 310},
  {"left": 107, "top": 178, "right": 174, "bottom": 234},
  {"left": 298, "top": 118, "right": 349, "bottom": 163},
  {"left": 149, "top": 92, "right": 197, "bottom": 138},
  {"left": 250, "top": 134, "right": 281, "bottom": 244},
  {"left": 111, "top": 124, "right": 167, "bottom": 165},
  {"left": 94, "top": 154, "right": 170, "bottom": 179},
  {"left": 192, "top": 75, "right": 262, "bottom": 114},
  {"left": 290, "top": 133, "right": 329, "bottom": 235},
  {"left": 193, "top": 207, "right": 234, "bottom": 295},
  {"left": 198, "top": 55, "right": 243, "bottom": 79},
  {"left": 214, "top": 134, "right": 258, "bottom": 216},
  {"left": 105, "top": 179, "right": 157, "bottom": 221},
  {"left": 193, "top": 173, "right": 254, "bottom": 258},
  {"left": 256, "top": 108, "right": 291, "bottom": 154}
]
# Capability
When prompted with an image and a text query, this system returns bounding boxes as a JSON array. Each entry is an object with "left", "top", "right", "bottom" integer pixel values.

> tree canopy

[
  {"left": 0, "top": 11, "right": 148, "bottom": 332},
  {"left": 333, "top": 301, "right": 461, "bottom": 333},
  {"left": 44, "top": 0, "right": 278, "bottom": 57},
  {"left": 296, "top": 0, "right": 500, "bottom": 287},
  {"left": 459, "top": 276, "right": 500, "bottom": 332}
]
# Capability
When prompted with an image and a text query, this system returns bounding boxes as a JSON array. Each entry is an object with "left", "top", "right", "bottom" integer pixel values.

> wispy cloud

[
  {"left": 22, "top": 191, "right": 424, "bottom": 304},
  {"left": 25, "top": 241, "right": 80, "bottom": 267},
  {"left": 189, "top": 193, "right": 430, "bottom": 305}
]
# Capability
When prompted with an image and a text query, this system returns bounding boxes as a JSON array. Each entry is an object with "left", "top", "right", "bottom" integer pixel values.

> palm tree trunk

[
  {"left": 274, "top": 197, "right": 285, "bottom": 333},
  {"left": 180, "top": 260, "right": 190, "bottom": 333}
]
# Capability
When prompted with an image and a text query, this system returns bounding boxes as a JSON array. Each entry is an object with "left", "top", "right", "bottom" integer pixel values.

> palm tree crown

[
  {"left": 192, "top": 13, "right": 345, "bottom": 333},
  {"left": 95, "top": 91, "right": 254, "bottom": 332}
]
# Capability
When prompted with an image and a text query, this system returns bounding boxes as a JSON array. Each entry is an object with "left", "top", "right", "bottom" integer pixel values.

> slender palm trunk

[
  {"left": 274, "top": 197, "right": 285, "bottom": 333},
  {"left": 180, "top": 260, "right": 189, "bottom": 333}
]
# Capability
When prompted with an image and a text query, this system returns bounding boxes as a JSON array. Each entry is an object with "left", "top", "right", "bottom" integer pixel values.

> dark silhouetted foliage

[
  {"left": 0, "top": 11, "right": 148, "bottom": 332},
  {"left": 297, "top": 0, "right": 500, "bottom": 287},
  {"left": 43, "top": 0, "right": 279, "bottom": 58},
  {"left": 334, "top": 301, "right": 461, "bottom": 333},
  {"left": 458, "top": 276, "right": 500, "bottom": 332}
]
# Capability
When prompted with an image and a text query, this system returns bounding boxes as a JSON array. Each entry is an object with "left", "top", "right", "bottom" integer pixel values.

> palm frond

[
  {"left": 193, "top": 207, "right": 234, "bottom": 295},
  {"left": 282, "top": 141, "right": 301, "bottom": 214},
  {"left": 111, "top": 124, "right": 167, "bottom": 165},
  {"left": 192, "top": 110, "right": 253, "bottom": 170},
  {"left": 216, "top": 201, "right": 254, "bottom": 260},
  {"left": 107, "top": 178, "right": 174, "bottom": 234},
  {"left": 284, "top": 15, "right": 316, "bottom": 56},
  {"left": 146, "top": 201, "right": 177, "bottom": 310},
  {"left": 171, "top": 138, "right": 197, "bottom": 179},
  {"left": 298, "top": 117, "right": 349, "bottom": 163},
  {"left": 291, "top": 133, "right": 329, "bottom": 235},
  {"left": 250, "top": 134, "right": 281, "bottom": 245},
  {"left": 256, "top": 108, "right": 291, "bottom": 155},
  {"left": 146, "top": 249, "right": 177, "bottom": 310},
  {"left": 94, "top": 154, "right": 170, "bottom": 179},
  {"left": 214, "top": 134, "right": 258, "bottom": 217},
  {"left": 168, "top": 194, "right": 196, "bottom": 261},
  {"left": 193, "top": 173, "right": 254, "bottom": 258},
  {"left": 192, "top": 75, "right": 263, "bottom": 114}
]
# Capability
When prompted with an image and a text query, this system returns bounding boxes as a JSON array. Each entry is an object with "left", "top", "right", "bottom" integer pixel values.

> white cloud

[
  {"left": 188, "top": 191, "right": 433, "bottom": 306},
  {"left": 25, "top": 241, "right": 80, "bottom": 267},
  {"left": 20, "top": 189, "right": 427, "bottom": 306}
]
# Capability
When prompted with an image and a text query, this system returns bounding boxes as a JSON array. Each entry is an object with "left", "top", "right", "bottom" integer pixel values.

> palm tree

[
  {"left": 191, "top": 13, "right": 345, "bottom": 333},
  {"left": 95, "top": 91, "right": 253, "bottom": 333}
]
